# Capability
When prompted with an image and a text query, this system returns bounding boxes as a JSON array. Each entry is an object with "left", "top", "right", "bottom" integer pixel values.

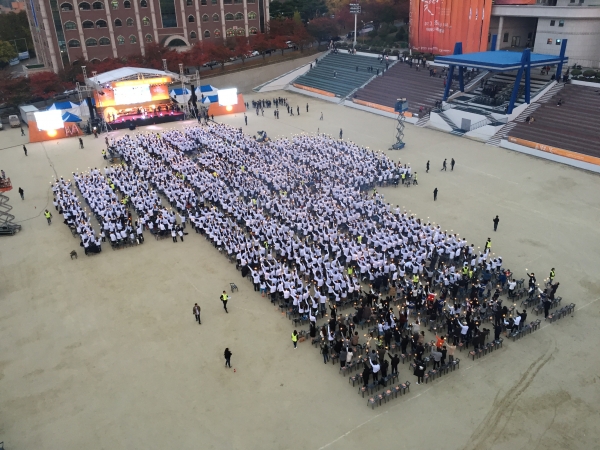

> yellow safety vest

[
  {"left": 347, "top": 267, "right": 353, "bottom": 275},
  {"left": 357, "top": 236, "right": 362, "bottom": 244},
  {"left": 468, "top": 270, "right": 474, "bottom": 279},
  {"left": 486, "top": 240, "right": 491, "bottom": 249},
  {"left": 413, "top": 275, "right": 419, "bottom": 283},
  {"left": 221, "top": 294, "right": 228, "bottom": 301},
  {"left": 291, "top": 333, "right": 298, "bottom": 342},
  {"left": 44, "top": 211, "right": 51, "bottom": 218},
  {"left": 462, "top": 266, "right": 468, "bottom": 275},
  {"left": 550, "top": 270, "right": 555, "bottom": 280}
]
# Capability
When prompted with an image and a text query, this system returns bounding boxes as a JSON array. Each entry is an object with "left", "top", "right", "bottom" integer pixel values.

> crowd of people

[{"left": 50, "top": 121, "right": 558, "bottom": 388}]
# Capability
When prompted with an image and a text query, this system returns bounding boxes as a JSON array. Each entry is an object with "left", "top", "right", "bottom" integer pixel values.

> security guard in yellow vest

[
  {"left": 485, "top": 238, "right": 491, "bottom": 251},
  {"left": 412, "top": 274, "right": 419, "bottom": 285},
  {"left": 549, "top": 268, "right": 555, "bottom": 282},
  {"left": 102, "top": 149, "right": 107, "bottom": 159},
  {"left": 291, "top": 330, "right": 299, "bottom": 348},
  {"left": 401, "top": 172, "right": 406, "bottom": 184},
  {"left": 357, "top": 235, "right": 362, "bottom": 244},
  {"left": 220, "top": 290, "right": 229, "bottom": 313},
  {"left": 468, "top": 269, "right": 474, "bottom": 280},
  {"left": 462, "top": 265, "right": 469, "bottom": 276},
  {"left": 44, "top": 209, "right": 52, "bottom": 225},
  {"left": 347, "top": 266, "right": 353, "bottom": 276}
]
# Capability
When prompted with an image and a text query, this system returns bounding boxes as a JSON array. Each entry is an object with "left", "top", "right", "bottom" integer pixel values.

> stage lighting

[
  {"left": 47, "top": 129, "right": 57, "bottom": 137},
  {"left": 226, "top": 105, "right": 233, "bottom": 112},
  {"left": 218, "top": 88, "right": 238, "bottom": 107},
  {"left": 34, "top": 110, "right": 64, "bottom": 131}
]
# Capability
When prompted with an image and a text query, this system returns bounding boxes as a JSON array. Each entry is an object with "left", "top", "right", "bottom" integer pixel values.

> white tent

[{"left": 169, "top": 87, "right": 192, "bottom": 104}]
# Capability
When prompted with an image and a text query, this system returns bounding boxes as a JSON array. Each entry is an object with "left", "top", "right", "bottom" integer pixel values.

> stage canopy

[
  {"left": 435, "top": 50, "right": 567, "bottom": 71},
  {"left": 85, "top": 67, "right": 186, "bottom": 91}
]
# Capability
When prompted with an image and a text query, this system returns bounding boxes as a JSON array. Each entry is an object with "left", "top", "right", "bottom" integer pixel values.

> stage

[{"left": 106, "top": 111, "right": 186, "bottom": 130}]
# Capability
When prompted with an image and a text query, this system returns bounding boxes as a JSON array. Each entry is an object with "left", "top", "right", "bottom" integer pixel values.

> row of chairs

[
  {"left": 366, "top": 381, "right": 411, "bottom": 409},
  {"left": 509, "top": 319, "right": 541, "bottom": 342},
  {"left": 533, "top": 297, "right": 563, "bottom": 315},
  {"left": 468, "top": 339, "right": 504, "bottom": 361},
  {"left": 546, "top": 303, "right": 576, "bottom": 323}
]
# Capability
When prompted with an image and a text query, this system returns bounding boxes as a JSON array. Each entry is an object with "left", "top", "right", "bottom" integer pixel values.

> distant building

[
  {"left": 24, "top": 0, "right": 270, "bottom": 73},
  {"left": 0, "top": 1, "right": 26, "bottom": 13},
  {"left": 489, "top": 0, "right": 600, "bottom": 68}
]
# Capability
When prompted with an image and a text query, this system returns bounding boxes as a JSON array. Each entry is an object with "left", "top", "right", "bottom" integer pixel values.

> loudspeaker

[
  {"left": 85, "top": 96, "right": 96, "bottom": 120},
  {"left": 190, "top": 84, "right": 197, "bottom": 107},
  {"left": 128, "top": 120, "right": 136, "bottom": 130}
]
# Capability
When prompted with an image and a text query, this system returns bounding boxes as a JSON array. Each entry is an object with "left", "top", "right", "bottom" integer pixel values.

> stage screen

[
  {"left": 114, "top": 85, "right": 152, "bottom": 105},
  {"left": 218, "top": 88, "right": 238, "bottom": 106},
  {"left": 409, "top": 0, "right": 494, "bottom": 55},
  {"left": 34, "top": 110, "right": 64, "bottom": 131},
  {"left": 94, "top": 84, "right": 170, "bottom": 108}
]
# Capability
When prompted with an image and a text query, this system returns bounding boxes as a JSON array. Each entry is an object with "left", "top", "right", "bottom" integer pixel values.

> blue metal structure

[{"left": 437, "top": 39, "right": 568, "bottom": 114}]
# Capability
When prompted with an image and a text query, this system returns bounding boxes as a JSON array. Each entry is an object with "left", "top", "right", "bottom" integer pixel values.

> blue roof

[
  {"left": 198, "top": 84, "right": 217, "bottom": 93},
  {"left": 435, "top": 50, "right": 568, "bottom": 71},
  {"left": 170, "top": 88, "right": 191, "bottom": 95},
  {"left": 62, "top": 111, "right": 82, "bottom": 122}
]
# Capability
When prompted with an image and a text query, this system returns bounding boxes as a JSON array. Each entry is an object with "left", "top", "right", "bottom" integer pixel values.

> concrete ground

[{"left": 1, "top": 87, "right": 599, "bottom": 450}]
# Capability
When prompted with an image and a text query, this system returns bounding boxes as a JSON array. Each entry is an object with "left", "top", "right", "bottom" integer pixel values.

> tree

[
  {"left": 0, "top": 40, "right": 17, "bottom": 64},
  {"left": 0, "top": 71, "right": 29, "bottom": 107},
  {"left": 233, "top": 36, "right": 252, "bottom": 63},
  {"left": 0, "top": 12, "right": 34, "bottom": 55},
  {"left": 208, "top": 41, "right": 232, "bottom": 68},
  {"left": 188, "top": 41, "right": 214, "bottom": 69},
  {"left": 29, "top": 71, "right": 71, "bottom": 100},
  {"left": 292, "top": 24, "right": 313, "bottom": 52},
  {"left": 252, "top": 33, "right": 272, "bottom": 59},
  {"left": 271, "top": 35, "right": 288, "bottom": 56},
  {"left": 307, "top": 17, "right": 338, "bottom": 43},
  {"left": 269, "top": 18, "right": 294, "bottom": 39}
]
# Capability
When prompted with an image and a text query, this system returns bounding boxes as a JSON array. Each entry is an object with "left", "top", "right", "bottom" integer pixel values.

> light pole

[{"left": 350, "top": 3, "right": 361, "bottom": 50}]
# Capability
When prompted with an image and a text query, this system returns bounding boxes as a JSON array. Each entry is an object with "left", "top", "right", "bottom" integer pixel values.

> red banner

[{"left": 410, "top": 0, "right": 493, "bottom": 55}]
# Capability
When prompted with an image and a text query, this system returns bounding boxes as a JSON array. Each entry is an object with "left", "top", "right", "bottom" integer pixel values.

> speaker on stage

[
  {"left": 128, "top": 120, "right": 136, "bottom": 130},
  {"left": 85, "top": 96, "right": 96, "bottom": 120},
  {"left": 190, "top": 84, "right": 197, "bottom": 108}
]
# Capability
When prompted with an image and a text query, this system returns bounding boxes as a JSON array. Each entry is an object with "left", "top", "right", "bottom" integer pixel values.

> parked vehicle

[
  {"left": 285, "top": 41, "right": 295, "bottom": 48},
  {"left": 18, "top": 51, "right": 30, "bottom": 60},
  {"left": 9, "top": 115, "right": 20, "bottom": 128},
  {"left": 9, "top": 57, "right": 19, "bottom": 66},
  {"left": 202, "top": 61, "right": 218, "bottom": 67}
]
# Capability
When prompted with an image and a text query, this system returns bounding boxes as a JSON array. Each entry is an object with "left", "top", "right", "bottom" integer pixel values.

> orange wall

[
  {"left": 28, "top": 121, "right": 83, "bottom": 143},
  {"left": 507, "top": 136, "right": 600, "bottom": 166},
  {"left": 207, "top": 94, "right": 247, "bottom": 117},
  {"left": 410, "top": 0, "right": 493, "bottom": 55}
]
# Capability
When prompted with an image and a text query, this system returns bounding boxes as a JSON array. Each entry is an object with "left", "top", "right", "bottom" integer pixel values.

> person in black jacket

[
  {"left": 388, "top": 353, "right": 400, "bottom": 375},
  {"left": 224, "top": 348, "right": 232, "bottom": 368},
  {"left": 414, "top": 359, "right": 425, "bottom": 385}
]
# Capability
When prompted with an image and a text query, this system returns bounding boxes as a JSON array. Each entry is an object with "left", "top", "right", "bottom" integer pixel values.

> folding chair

[{"left": 230, "top": 282, "right": 238, "bottom": 293}]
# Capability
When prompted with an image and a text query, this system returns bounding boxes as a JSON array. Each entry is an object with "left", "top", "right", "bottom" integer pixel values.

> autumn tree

[
  {"left": 251, "top": 33, "right": 272, "bottom": 59},
  {"left": 29, "top": 71, "right": 72, "bottom": 100},
  {"left": 208, "top": 41, "right": 233, "bottom": 68},
  {"left": 307, "top": 17, "right": 339, "bottom": 43},
  {"left": 233, "top": 36, "right": 252, "bottom": 63},
  {"left": 188, "top": 41, "right": 214, "bottom": 69},
  {"left": 0, "top": 71, "right": 29, "bottom": 107}
]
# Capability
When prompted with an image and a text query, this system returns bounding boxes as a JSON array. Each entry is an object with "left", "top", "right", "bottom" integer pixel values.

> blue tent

[
  {"left": 201, "top": 95, "right": 219, "bottom": 104},
  {"left": 62, "top": 111, "right": 82, "bottom": 122},
  {"left": 48, "top": 101, "right": 79, "bottom": 110},
  {"left": 169, "top": 87, "right": 191, "bottom": 96}
]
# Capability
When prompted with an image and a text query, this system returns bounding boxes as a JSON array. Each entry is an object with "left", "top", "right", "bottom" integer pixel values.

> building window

[
  {"left": 64, "top": 20, "right": 77, "bottom": 29},
  {"left": 60, "top": 2, "right": 73, "bottom": 10},
  {"left": 226, "top": 28, "right": 234, "bottom": 36},
  {"left": 248, "top": 11, "right": 256, "bottom": 20},
  {"left": 129, "top": 34, "right": 137, "bottom": 43},
  {"left": 78, "top": 2, "right": 90, "bottom": 10},
  {"left": 211, "top": 0, "right": 216, "bottom": 3},
  {"left": 117, "top": 35, "right": 125, "bottom": 44},
  {"left": 123, "top": 0, "right": 130, "bottom": 7},
  {"left": 237, "top": 28, "right": 244, "bottom": 36},
  {"left": 212, "top": 13, "right": 218, "bottom": 21},
  {"left": 89, "top": 58, "right": 100, "bottom": 63},
  {"left": 82, "top": 19, "right": 93, "bottom": 28},
  {"left": 160, "top": 0, "right": 177, "bottom": 27},
  {"left": 142, "top": 16, "right": 150, "bottom": 25},
  {"left": 96, "top": 19, "right": 107, "bottom": 27},
  {"left": 114, "top": 18, "right": 122, "bottom": 26},
  {"left": 99, "top": 36, "right": 110, "bottom": 45},
  {"left": 68, "top": 39, "right": 81, "bottom": 47},
  {"left": 249, "top": 26, "right": 257, "bottom": 35},
  {"left": 247, "top": 0, "right": 255, "bottom": 3},
  {"left": 92, "top": 1, "right": 103, "bottom": 9},
  {"left": 550, "top": 20, "right": 555, "bottom": 26},
  {"left": 234, "top": 12, "right": 243, "bottom": 20},
  {"left": 146, "top": 33, "right": 153, "bottom": 42},
  {"left": 186, "top": 0, "right": 192, "bottom": 5},
  {"left": 190, "top": 31, "right": 196, "bottom": 39},
  {"left": 111, "top": 0, "right": 118, "bottom": 8},
  {"left": 234, "top": 0, "right": 241, "bottom": 3},
  {"left": 86, "top": 37, "right": 98, "bottom": 46},
  {"left": 503, "top": 32, "right": 508, "bottom": 43},
  {"left": 225, "top": 13, "right": 233, "bottom": 21},
  {"left": 547, "top": 38, "right": 553, "bottom": 44},
  {"left": 126, "top": 17, "right": 133, "bottom": 26},
  {"left": 223, "top": 0, "right": 231, "bottom": 3},
  {"left": 204, "top": 30, "right": 210, "bottom": 37},
  {"left": 201, "top": 0, "right": 206, "bottom": 4},
  {"left": 214, "top": 29, "right": 220, "bottom": 37},
  {"left": 556, "top": 39, "right": 562, "bottom": 45},
  {"left": 188, "top": 14, "right": 195, "bottom": 22},
  {"left": 202, "top": 14, "right": 208, "bottom": 21},
  {"left": 140, "top": 0, "right": 147, "bottom": 6},
  {"left": 559, "top": 20, "right": 564, "bottom": 27}
]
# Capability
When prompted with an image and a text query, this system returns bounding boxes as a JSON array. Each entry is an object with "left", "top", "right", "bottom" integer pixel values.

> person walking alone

[
  {"left": 79, "top": 137, "right": 84, "bottom": 149},
  {"left": 193, "top": 303, "right": 201, "bottom": 324},
  {"left": 44, "top": 209, "right": 52, "bottom": 225},
  {"left": 21, "top": 128, "right": 25, "bottom": 136},
  {"left": 23, "top": 145, "right": 27, "bottom": 156},
  {"left": 339, "top": 128, "right": 343, "bottom": 139},
  {"left": 292, "top": 330, "right": 299, "bottom": 349},
  {"left": 306, "top": 103, "right": 309, "bottom": 113},
  {"left": 493, "top": 215, "right": 500, "bottom": 231},
  {"left": 220, "top": 290, "right": 229, "bottom": 313},
  {"left": 433, "top": 187, "right": 438, "bottom": 201},
  {"left": 18, "top": 187, "right": 24, "bottom": 200},
  {"left": 224, "top": 348, "right": 232, "bottom": 368},
  {"left": 451, "top": 158, "right": 455, "bottom": 171},
  {"left": 442, "top": 159, "right": 447, "bottom": 171},
  {"left": 244, "top": 114, "right": 247, "bottom": 126},
  {"left": 426, "top": 160, "right": 430, "bottom": 173},
  {"left": 320, "top": 112, "right": 323, "bottom": 121}
]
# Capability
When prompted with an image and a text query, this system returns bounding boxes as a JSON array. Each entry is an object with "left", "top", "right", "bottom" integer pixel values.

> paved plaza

[{"left": 1, "top": 87, "right": 599, "bottom": 450}]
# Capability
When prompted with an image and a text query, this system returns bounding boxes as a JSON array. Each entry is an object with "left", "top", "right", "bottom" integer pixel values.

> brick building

[{"left": 24, "top": 0, "right": 270, "bottom": 72}]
